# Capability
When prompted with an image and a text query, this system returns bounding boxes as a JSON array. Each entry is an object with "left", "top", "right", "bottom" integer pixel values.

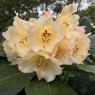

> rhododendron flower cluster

[{"left": 3, "top": 3, "right": 90, "bottom": 82}]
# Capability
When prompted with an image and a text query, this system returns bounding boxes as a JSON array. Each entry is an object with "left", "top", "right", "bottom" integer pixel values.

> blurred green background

[{"left": 0, "top": 0, "right": 95, "bottom": 33}]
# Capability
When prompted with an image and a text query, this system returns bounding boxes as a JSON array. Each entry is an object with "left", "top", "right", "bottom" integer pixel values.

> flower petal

[
  {"left": 55, "top": 39, "right": 73, "bottom": 64},
  {"left": 16, "top": 54, "right": 62, "bottom": 82},
  {"left": 55, "top": 3, "right": 79, "bottom": 35},
  {"left": 13, "top": 14, "right": 33, "bottom": 35},
  {"left": 62, "top": 2, "right": 78, "bottom": 15},
  {"left": 44, "top": 60, "right": 62, "bottom": 82},
  {"left": 55, "top": 14, "right": 79, "bottom": 34},
  {"left": 3, "top": 15, "right": 32, "bottom": 57},
  {"left": 29, "top": 15, "right": 63, "bottom": 53},
  {"left": 71, "top": 34, "right": 91, "bottom": 64},
  {"left": 17, "top": 55, "right": 38, "bottom": 73},
  {"left": 29, "top": 18, "right": 37, "bottom": 24},
  {"left": 3, "top": 41, "right": 18, "bottom": 64}
]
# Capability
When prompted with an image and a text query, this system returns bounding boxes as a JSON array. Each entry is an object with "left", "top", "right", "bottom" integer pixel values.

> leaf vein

[
  {"left": 48, "top": 83, "right": 52, "bottom": 95},
  {"left": 0, "top": 72, "right": 21, "bottom": 82}
]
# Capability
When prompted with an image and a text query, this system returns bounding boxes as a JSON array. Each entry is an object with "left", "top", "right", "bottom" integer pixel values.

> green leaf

[
  {"left": 63, "top": 64, "right": 95, "bottom": 75},
  {"left": 0, "top": 57, "right": 35, "bottom": 95},
  {"left": 86, "top": 80, "right": 95, "bottom": 95},
  {"left": 25, "top": 79, "right": 78, "bottom": 95},
  {"left": 68, "top": 75, "right": 90, "bottom": 95},
  {"left": 79, "top": 17, "right": 92, "bottom": 33},
  {"left": 78, "top": 65, "right": 95, "bottom": 73},
  {"left": 0, "top": 31, "right": 6, "bottom": 57},
  {"left": 89, "top": 34, "right": 95, "bottom": 54},
  {"left": 0, "top": 47, "right": 6, "bottom": 57}
]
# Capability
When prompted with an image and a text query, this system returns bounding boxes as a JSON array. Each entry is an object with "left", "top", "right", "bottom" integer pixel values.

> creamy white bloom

[
  {"left": 28, "top": 14, "right": 64, "bottom": 53},
  {"left": 3, "top": 41, "right": 18, "bottom": 65},
  {"left": 3, "top": 14, "right": 33, "bottom": 57},
  {"left": 15, "top": 53, "right": 62, "bottom": 82},
  {"left": 3, "top": 40, "right": 63, "bottom": 82},
  {"left": 55, "top": 2, "right": 79, "bottom": 37},
  {"left": 55, "top": 39, "right": 73, "bottom": 65},
  {"left": 29, "top": 18, "right": 37, "bottom": 24},
  {"left": 62, "top": 2, "right": 78, "bottom": 15},
  {"left": 64, "top": 27, "right": 90, "bottom": 65},
  {"left": 3, "top": 13, "right": 63, "bottom": 82},
  {"left": 54, "top": 26, "right": 90, "bottom": 65},
  {"left": 2, "top": 4, "right": 91, "bottom": 82},
  {"left": 71, "top": 34, "right": 90, "bottom": 64}
]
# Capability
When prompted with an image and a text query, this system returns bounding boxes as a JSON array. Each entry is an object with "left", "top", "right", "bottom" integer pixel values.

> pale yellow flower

[
  {"left": 4, "top": 42, "right": 62, "bottom": 82},
  {"left": 71, "top": 33, "right": 91, "bottom": 64},
  {"left": 62, "top": 2, "right": 77, "bottom": 15},
  {"left": 28, "top": 14, "right": 64, "bottom": 53},
  {"left": 55, "top": 3, "right": 79, "bottom": 36},
  {"left": 62, "top": 26, "right": 86, "bottom": 48},
  {"left": 2, "top": 4, "right": 91, "bottom": 82},
  {"left": 63, "top": 26, "right": 90, "bottom": 64},
  {"left": 15, "top": 53, "right": 62, "bottom": 82},
  {"left": 3, "top": 41, "right": 18, "bottom": 65},
  {"left": 54, "top": 39, "right": 73, "bottom": 65},
  {"left": 54, "top": 26, "right": 90, "bottom": 65},
  {"left": 3, "top": 14, "right": 33, "bottom": 57},
  {"left": 29, "top": 18, "right": 37, "bottom": 24},
  {"left": 3, "top": 13, "right": 63, "bottom": 82}
]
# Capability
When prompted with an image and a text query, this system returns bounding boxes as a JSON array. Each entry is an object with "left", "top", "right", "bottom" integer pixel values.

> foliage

[
  {"left": 79, "top": 6, "right": 95, "bottom": 25},
  {"left": 25, "top": 78, "right": 78, "bottom": 95},
  {"left": 79, "top": 17, "right": 93, "bottom": 33},
  {"left": 0, "top": 57, "right": 35, "bottom": 95}
]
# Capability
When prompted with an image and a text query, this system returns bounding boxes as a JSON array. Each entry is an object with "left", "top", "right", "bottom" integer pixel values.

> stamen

[
  {"left": 63, "top": 22, "right": 69, "bottom": 28},
  {"left": 14, "top": 37, "right": 28, "bottom": 48},
  {"left": 73, "top": 45, "right": 79, "bottom": 54},
  {"left": 14, "top": 44, "right": 16, "bottom": 47},
  {"left": 81, "top": 55, "right": 84, "bottom": 58},
  {"left": 37, "top": 57, "right": 48, "bottom": 68},
  {"left": 21, "top": 40, "right": 24, "bottom": 44},
  {"left": 41, "top": 30, "right": 51, "bottom": 44}
]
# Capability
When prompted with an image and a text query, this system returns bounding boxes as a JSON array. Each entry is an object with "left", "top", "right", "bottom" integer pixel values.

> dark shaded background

[{"left": 0, "top": 0, "right": 95, "bottom": 33}]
